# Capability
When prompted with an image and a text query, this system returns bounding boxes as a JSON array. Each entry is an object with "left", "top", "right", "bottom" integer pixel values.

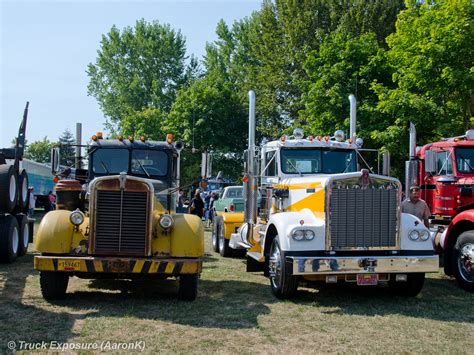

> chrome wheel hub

[
  {"left": 458, "top": 243, "right": 474, "bottom": 282},
  {"left": 269, "top": 243, "right": 281, "bottom": 287}
]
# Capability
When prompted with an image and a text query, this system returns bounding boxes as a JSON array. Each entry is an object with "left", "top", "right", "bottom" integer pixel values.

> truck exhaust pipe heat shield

[
  {"left": 406, "top": 122, "right": 419, "bottom": 197},
  {"left": 244, "top": 90, "right": 257, "bottom": 240},
  {"left": 349, "top": 94, "right": 357, "bottom": 140}
]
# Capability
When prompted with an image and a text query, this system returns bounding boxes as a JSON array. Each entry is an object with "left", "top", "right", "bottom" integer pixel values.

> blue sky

[{"left": 0, "top": 0, "right": 261, "bottom": 148}]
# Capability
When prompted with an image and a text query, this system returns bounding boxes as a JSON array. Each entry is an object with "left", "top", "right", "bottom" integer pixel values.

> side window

[
  {"left": 265, "top": 151, "right": 276, "bottom": 176},
  {"left": 435, "top": 151, "right": 453, "bottom": 175}
]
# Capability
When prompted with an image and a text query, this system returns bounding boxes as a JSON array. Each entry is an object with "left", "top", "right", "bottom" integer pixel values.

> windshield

[
  {"left": 131, "top": 150, "right": 168, "bottom": 177},
  {"left": 455, "top": 148, "right": 474, "bottom": 174},
  {"left": 280, "top": 148, "right": 357, "bottom": 174},
  {"left": 91, "top": 148, "right": 169, "bottom": 177},
  {"left": 224, "top": 187, "right": 243, "bottom": 198},
  {"left": 92, "top": 148, "right": 129, "bottom": 174}
]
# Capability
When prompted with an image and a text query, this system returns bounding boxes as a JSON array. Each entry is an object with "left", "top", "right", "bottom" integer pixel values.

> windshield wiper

[
  {"left": 134, "top": 159, "right": 151, "bottom": 178},
  {"left": 342, "top": 154, "right": 354, "bottom": 173},
  {"left": 95, "top": 154, "right": 110, "bottom": 174},
  {"left": 458, "top": 154, "right": 474, "bottom": 172},
  {"left": 286, "top": 159, "right": 303, "bottom": 177}
]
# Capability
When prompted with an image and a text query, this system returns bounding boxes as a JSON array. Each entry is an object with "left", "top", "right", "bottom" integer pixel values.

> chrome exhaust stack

[
  {"left": 241, "top": 90, "right": 258, "bottom": 245},
  {"left": 405, "top": 122, "right": 419, "bottom": 196}
]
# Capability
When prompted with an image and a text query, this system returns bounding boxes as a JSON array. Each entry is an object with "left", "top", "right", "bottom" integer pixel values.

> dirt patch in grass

[{"left": 0, "top": 219, "right": 472, "bottom": 353}]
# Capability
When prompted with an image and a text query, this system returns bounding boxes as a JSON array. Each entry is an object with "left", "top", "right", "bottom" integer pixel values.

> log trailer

[
  {"left": 406, "top": 123, "right": 474, "bottom": 292},
  {"left": 0, "top": 102, "right": 32, "bottom": 263},
  {"left": 216, "top": 91, "right": 439, "bottom": 299},
  {"left": 34, "top": 133, "right": 204, "bottom": 300}
]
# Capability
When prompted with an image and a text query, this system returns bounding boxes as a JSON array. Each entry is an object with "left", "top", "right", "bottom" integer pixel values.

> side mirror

[
  {"left": 51, "top": 147, "right": 60, "bottom": 175},
  {"left": 424, "top": 150, "right": 436, "bottom": 174}
]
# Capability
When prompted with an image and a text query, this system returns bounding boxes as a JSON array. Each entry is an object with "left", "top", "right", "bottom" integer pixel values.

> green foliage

[
  {"left": 372, "top": 0, "right": 474, "bottom": 178},
  {"left": 87, "top": 19, "right": 195, "bottom": 131},
  {"left": 58, "top": 129, "right": 76, "bottom": 167},
  {"left": 25, "top": 137, "right": 55, "bottom": 163}
]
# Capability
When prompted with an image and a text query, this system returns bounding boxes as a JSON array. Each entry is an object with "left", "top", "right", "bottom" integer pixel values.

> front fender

[
  {"left": 35, "top": 210, "right": 89, "bottom": 254},
  {"left": 266, "top": 209, "right": 325, "bottom": 252},
  {"left": 400, "top": 213, "right": 434, "bottom": 251},
  {"left": 442, "top": 209, "right": 474, "bottom": 249},
  {"left": 154, "top": 214, "right": 204, "bottom": 258}
]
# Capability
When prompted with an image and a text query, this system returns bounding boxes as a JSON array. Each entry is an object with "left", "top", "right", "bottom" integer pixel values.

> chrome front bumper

[{"left": 289, "top": 255, "right": 439, "bottom": 275}]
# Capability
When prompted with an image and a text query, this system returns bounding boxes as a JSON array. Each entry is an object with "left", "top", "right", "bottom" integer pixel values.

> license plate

[
  {"left": 108, "top": 260, "right": 130, "bottom": 272},
  {"left": 357, "top": 274, "right": 378, "bottom": 286},
  {"left": 58, "top": 260, "right": 82, "bottom": 271}
]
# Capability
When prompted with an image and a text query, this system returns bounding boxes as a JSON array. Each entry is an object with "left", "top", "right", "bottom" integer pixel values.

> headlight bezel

[
  {"left": 159, "top": 214, "right": 174, "bottom": 230},
  {"left": 408, "top": 229, "right": 420, "bottom": 241},
  {"left": 419, "top": 229, "right": 430, "bottom": 241},
  {"left": 291, "top": 228, "right": 315, "bottom": 241},
  {"left": 69, "top": 209, "right": 85, "bottom": 226}
]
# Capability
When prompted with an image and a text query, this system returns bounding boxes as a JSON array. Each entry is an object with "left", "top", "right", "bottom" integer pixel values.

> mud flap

[{"left": 246, "top": 255, "right": 264, "bottom": 272}]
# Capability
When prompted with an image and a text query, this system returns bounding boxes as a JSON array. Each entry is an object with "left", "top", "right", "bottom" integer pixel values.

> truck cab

[
  {"left": 34, "top": 134, "right": 204, "bottom": 301},
  {"left": 217, "top": 91, "right": 439, "bottom": 299},
  {"left": 408, "top": 125, "right": 474, "bottom": 292}
]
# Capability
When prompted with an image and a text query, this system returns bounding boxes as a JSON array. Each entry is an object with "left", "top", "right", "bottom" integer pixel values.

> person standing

[
  {"left": 401, "top": 185, "right": 431, "bottom": 228},
  {"left": 28, "top": 187, "right": 36, "bottom": 217},
  {"left": 190, "top": 191, "right": 205, "bottom": 219},
  {"left": 48, "top": 191, "right": 56, "bottom": 210}
]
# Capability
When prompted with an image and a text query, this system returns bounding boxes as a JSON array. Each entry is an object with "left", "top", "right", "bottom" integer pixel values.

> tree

[
  {"left": 372, "top": 0, "right": 474, "bottom": 177},
  {"left": 24, "top": 137, "right": 55, "bottom": 163},
  {"left": 87, "top": 19, "right": 197, "bottom": 133},
  {"left": 58, "top": 129, "right": 76, "bottom": 167}
]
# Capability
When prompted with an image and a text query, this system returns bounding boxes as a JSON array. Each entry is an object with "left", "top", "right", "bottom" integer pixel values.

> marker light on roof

[
  {"left": 166, "top": 133, "right": 173, "bottom": 144},
  {"left": 129, "top": 136, "right": 134, "bottom": 142},
  {"left": 317, "top": 136, "right": 322, "bottom": 141},
  {"left": 140, "top": 136, "right": 146, "bottom": 142},
  {"left": 308, "top": 136, "right": 314, "bottom": 143},
  {"left": 280, "top": 135, "right": 286, "bottom": 143},
  {"left": 466, "top": 130, "right": 474, "bottom": 141},
  {"left": 334, "top": 130, "right": 345, "bottom": 142},
  {"left": 325, "top": 136, "right": 330, "bottom": 142},
  {"left": 293, "top": 128, "right": 304, "bottom": 139},
  {"left": 118, "top": 135, "right": 124, "bottom": 141},
  {"left": 92, "top": 135, "right": 98, "bottom": 141},
  {"left": 96, "top": 132, "right": 103, "bottom": 139}
]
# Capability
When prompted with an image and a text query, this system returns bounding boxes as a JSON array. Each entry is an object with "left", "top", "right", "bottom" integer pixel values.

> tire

[
  {"left": 40, "top": 271, "right": 69, "bottom": 300},
  {"left": 0, "top": 165, "right": 18, "bottom": 213},
  {"left": 211, "top": 215, "right": 220, "bottom": 253},
  {"left": 16, "top": 169, "right": 29, "bottom": 212},
  {"left": 452, "top": 231, "right": 474, "bottom": 292},
  {"left": 178, "top": 274, "right": 198, "bottom": 301},
  {"left": 268, "top": 237, "right": 298, "bottom": 299},
  {"left": 218, "top": 216, "right": 233, "bottom": 257},
  {"left": 388, "top": 273, "right": 425, "bottom": 297},
  {"left": 16, "top": 214, "right": 29, "bottom": 256},
  {"left": 0, "top": 215, "right": 19, "bottom": 263}
]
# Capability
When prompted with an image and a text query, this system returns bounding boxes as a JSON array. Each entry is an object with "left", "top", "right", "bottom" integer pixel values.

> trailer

[{"left": 0, "top": 102, "right": 33, "bottom": 263}]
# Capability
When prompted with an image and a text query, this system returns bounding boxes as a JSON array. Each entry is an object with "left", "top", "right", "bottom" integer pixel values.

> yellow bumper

[{"left": 34, "top": 255, "right": 202, "bottom": 275}]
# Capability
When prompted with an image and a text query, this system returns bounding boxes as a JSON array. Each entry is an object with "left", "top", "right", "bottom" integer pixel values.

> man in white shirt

[
  {"left": 28, "top": 187, "right": 36, "bottom": 217},
  {"left": 401, "top": 185, "right": 431, "bottom": 227}
]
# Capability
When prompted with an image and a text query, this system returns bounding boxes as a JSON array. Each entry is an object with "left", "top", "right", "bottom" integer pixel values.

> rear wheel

[
  {"left": 452, "top": 231, "right": 474, "bottom": 292},
  {"left": 178, "top": 274, "right": 198, "bottom": 301},
  {"left": 15, "top": 169, "right": 29, "bottom": 213},
  {"left": 211, "top": 215, "right": 221, "bottom": 253},
  {"left": 0, "top": 165, "right": 18, "bottom": 213},
  {"left": 16, "top": 214, "right": 29, "bottom": 256},
  {"left": 218, "top": 217, "right": 233, "bottom": 257},
  {"left": 388, "top": 273, "right": 425, "bottom": 297},
  {"left": 40, "top": 272, "right": 69, "bottom": 300},
  {"left": 0, "top": 215, "right": 19, "bottom": 263},
  {"left": 268, "top": 237, "right": 298, "bottom": 299}
]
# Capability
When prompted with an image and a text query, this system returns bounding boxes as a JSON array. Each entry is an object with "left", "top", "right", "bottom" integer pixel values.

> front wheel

[
  {"left": 452, "top": 231, "right": 474, "bottom": 292},
  {"left": 40, "top": 272, "right": 69, "bottom": 300},
  {"left": 388, "top": 273, "right": 425, "bottom": 297},
  {"left": 268, "top": 237, "right": 298, "bottom": 299},
  {"left": 178, "top": 274, "right": 198, "bottom": 301}
]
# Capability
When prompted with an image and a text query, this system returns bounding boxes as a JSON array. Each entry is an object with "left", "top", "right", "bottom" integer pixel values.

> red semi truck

[{"left": 406, "top": 123, "right": 474, "bottom": 292}]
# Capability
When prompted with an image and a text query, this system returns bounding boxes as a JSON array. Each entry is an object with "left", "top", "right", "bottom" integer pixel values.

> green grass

[{"left": 0, "top": 217, "right": 473, "bottom": 353}]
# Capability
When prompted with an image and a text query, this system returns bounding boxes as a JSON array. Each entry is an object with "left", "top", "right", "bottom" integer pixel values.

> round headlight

[
  {"left": 69, "top": 209, "right": 85, "bottom": 226},
  {"left": 419, "top": 230, "right": 430, "bottom": 241},
  {"left": 408, "top": 230, "right": 420, "bottom": 241},
  {"left": 159, "top": 214, "right": 174, "bottom": 229},
  {"left": 304, "top": 230, "right": 315, "bottom": 240},
  {"left": 292, "top": 230, "right": 304, "bottom": 241}
]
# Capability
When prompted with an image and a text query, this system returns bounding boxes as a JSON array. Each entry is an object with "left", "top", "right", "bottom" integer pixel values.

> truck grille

[
  {"left": 329, "top": 188, "right": 397, "bottom": 249},
  {"left": 94, "top": 190, "right": 148, "bottom": 255}
]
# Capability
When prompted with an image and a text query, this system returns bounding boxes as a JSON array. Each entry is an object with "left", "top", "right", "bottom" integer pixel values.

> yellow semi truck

[
  {"left": 34, "top": 134, "right": 204, "bottom": 300},
  {"left": 218, "top": 91, "right": 439, "bottom": 299}
]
